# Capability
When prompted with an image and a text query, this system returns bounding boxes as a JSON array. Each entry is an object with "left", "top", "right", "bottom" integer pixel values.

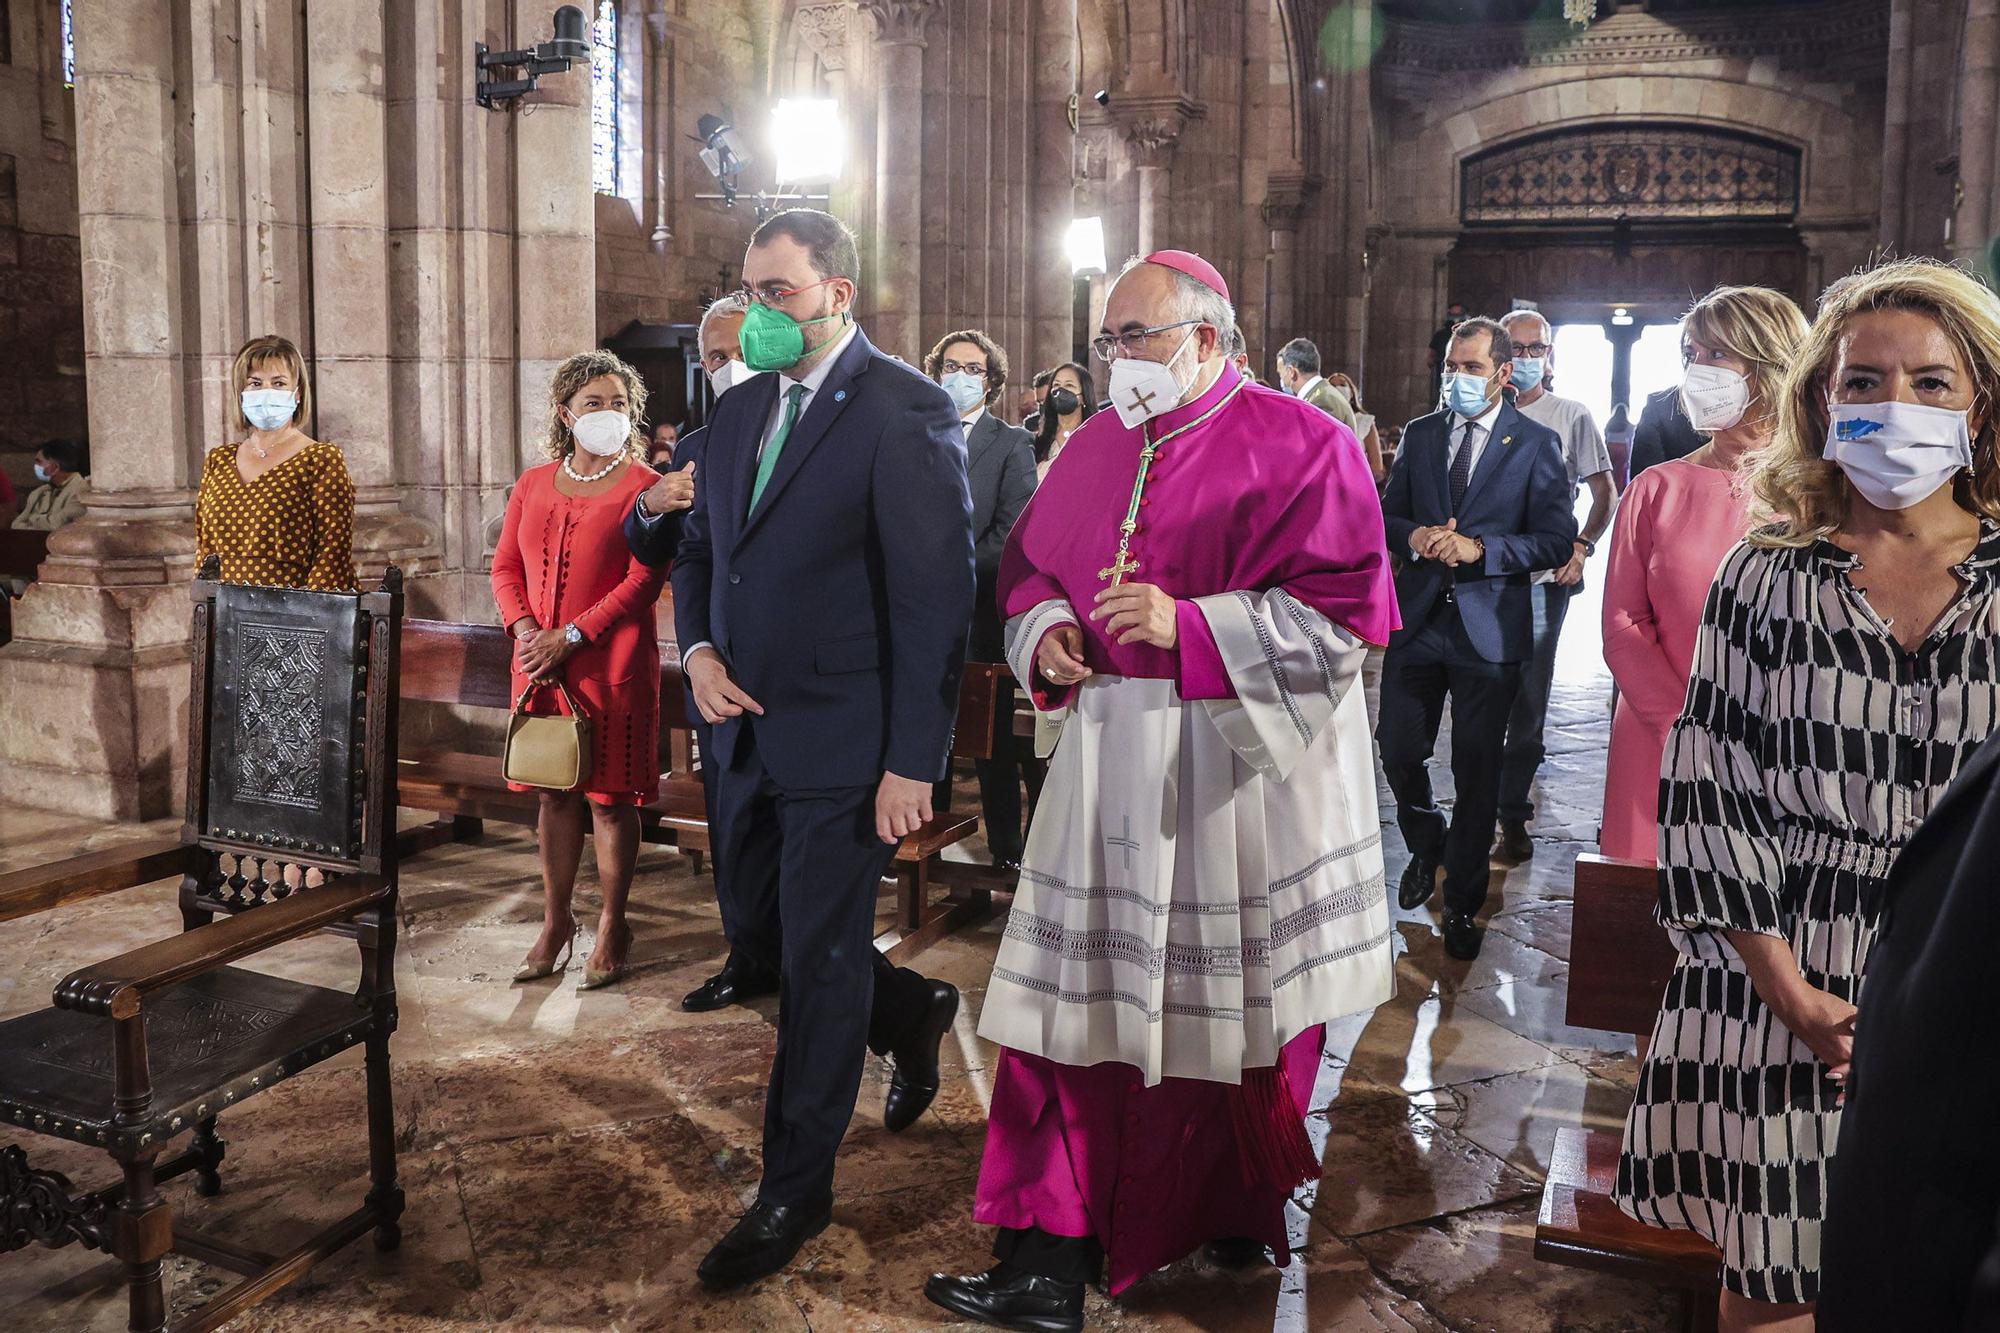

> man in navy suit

[
  {"left": 637, "top": 210, "right": 975, "bottom": 1289},
  {"left": 1377, "top": 316, "right": 1575, "bottom": 961}
]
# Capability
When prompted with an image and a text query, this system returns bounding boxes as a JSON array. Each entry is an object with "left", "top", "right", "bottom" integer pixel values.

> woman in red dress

[{"left": 491, "top": 351, "right": 693, "bottom": 988}]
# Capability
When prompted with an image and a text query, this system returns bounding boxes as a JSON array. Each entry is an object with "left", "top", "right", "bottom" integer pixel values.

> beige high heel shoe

[
  {"left": 512, "top": 921, "right": 577, "bottom": 983},
  {"left": 580, "top": 920, "right": 633, "bottom": 991}
]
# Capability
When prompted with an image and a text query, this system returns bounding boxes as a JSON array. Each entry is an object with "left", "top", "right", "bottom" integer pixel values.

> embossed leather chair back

[{"left": 183, "top": 560, "right": 400, "bottom": 913}]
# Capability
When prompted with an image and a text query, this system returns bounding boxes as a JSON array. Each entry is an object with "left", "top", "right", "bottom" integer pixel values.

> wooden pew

[
  {"left": 391, "top": 618, "right": 1004, "bottom": 961},
  {"left": 0, "top": 528, "right": 51, "bottom": 646},
  {"left": 1537, "top": 853, "right": 1721, "bottom": 1332}
]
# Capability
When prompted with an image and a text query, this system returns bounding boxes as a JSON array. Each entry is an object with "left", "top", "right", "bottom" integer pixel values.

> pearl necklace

[{"left": 560, "top": 452, "right": 620, "bottom": 484}]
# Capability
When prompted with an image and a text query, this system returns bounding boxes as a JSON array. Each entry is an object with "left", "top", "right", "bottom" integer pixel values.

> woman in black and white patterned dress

[{"left": 1614, "top": 256, "right": 2000, "bottom": 1333}]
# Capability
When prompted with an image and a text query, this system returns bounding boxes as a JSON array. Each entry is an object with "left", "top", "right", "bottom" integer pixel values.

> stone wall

[
  {"left": 1361, "top": 0, "right": 1888, "bottom": 428},
  {"left": 0, "top": 1, "right": 84, "bottom": 497},
  {"left": 0, "top": 0, "right": 594, "bottom": 819}
]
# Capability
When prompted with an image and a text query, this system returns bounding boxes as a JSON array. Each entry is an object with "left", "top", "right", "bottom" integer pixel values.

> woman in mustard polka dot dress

[{"left": 194, "top": 334, "right": 356, "bottom": 592}]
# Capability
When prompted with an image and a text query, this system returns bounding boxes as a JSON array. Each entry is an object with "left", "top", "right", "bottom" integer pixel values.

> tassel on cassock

[{"left": 1229, "top": 1061, "right": 1321, "bottom": 1191}]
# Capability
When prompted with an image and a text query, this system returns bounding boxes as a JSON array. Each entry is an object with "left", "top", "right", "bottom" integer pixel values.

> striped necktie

[
  {"left": 749, "top": 384, "right": 807, "bottom": 514},
  {"left": 1450, "top": 420, "right": 1477, "bottom": 513}
]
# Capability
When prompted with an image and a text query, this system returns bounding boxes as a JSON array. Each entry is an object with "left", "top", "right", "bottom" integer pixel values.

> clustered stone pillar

[
  {"left": 0, "top": 0, "right": 200, "bottom": 817},
  {"left": 1954, "top": 0, "right": 2000, "bottom": 269},
  {"left": 859, "top": 1, "right": 941, "bottom": 360},
  {"left": 1262, "top": 171, "right": 1317, "bottom": 357},
  {"left": 1113, "top": 92, "right": 1199, "bottom": 257}
]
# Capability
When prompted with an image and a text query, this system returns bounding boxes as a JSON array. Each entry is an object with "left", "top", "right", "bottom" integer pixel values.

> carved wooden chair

[{"left": 0, "top": 562, "right": 405, "bottom": 1333}]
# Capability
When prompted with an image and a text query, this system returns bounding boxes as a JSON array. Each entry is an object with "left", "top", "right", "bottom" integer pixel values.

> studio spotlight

[
  {"left": 475, "top": 5, "right": 590, "bottom": 111},
  {"left": 1067, "top": 216, "right": 1107, "bottom": 275},
  {"left": 693, "top": 113, "right": 751, "bottom": 206},
  {"left": 771, "top": 99, "right": 845, "bottom": 184}
]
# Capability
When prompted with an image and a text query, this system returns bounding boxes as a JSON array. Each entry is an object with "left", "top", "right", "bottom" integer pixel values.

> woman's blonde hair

[
  {"left": 1681, "top": 285, "right": 1808, "bottom": 441},
  {"left": 1749, "top": 257, "right": 2000, "bottom": 547},
  {"left": 230, "top": 334, "right": 311, "bottom": 433},
  {"left": 541, "top": 350, "right": 649, "bottom": 461}
]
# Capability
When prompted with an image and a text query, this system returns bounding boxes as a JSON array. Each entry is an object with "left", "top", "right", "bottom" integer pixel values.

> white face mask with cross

[{"left": 1108, "top": 326, "right": 1199, "bottom": 429}]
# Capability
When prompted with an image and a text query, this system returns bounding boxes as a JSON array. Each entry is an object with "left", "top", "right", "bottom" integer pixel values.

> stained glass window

[
  {"left": 62, "top": 0, "right": 77, "bottom": 89},
  {"left": 590, "top": 0, "right": 620, "bottom": 195}
]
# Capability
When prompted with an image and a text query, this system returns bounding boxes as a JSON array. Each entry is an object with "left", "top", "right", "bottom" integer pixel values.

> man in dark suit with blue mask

[
  {"left": 1377, "top": 316, "right": 1576, "bottom": 961},
  {"left": 643, "top": 209, "right": 975, "bottom": 1290}
]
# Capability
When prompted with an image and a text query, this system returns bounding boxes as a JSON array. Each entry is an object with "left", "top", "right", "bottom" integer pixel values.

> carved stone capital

[
  {"left": 1113, "top": 92, "right": 1204, "bottom": 169},
  {"left": 795, "top": 4, "right": 853, "bottom": 71},
  {"left": 1262, "top": 169, "right": 1323, "bottom": 232},
  {"left": 858, "top": 0, "right": 942, "bottom": 48}
]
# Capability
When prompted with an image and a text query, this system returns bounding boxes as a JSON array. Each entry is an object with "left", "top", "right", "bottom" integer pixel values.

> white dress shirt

[{"left": 961, "top": 405, "right": 987, "bottom": 437}]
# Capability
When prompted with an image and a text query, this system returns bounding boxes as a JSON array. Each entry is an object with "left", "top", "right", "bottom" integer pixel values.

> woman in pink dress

[{"left": 1600, "top": 287, "right": 1808, "bottom": 860}]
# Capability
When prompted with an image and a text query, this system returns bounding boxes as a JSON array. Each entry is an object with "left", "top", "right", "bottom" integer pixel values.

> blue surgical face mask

[
  {"left": 242, "top": 388, "right": 298, "bottom": 432},
  {"left": 1443, "top": 371, "right": 1496, "bottom": 418},
  {"left": 1510, "top": 356, "right": 1545, "bottom": 393},
  {"left": 942, "top": 370, "right": 987, "bottom": 416},
  {"left": 33, "top": 462, "right": 51, "bottom": 482}
]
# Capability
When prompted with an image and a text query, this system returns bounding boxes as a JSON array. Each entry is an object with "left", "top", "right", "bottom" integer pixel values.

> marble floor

[{"left": 0, "top": 578, "right": 1679, "bottom": 1332}]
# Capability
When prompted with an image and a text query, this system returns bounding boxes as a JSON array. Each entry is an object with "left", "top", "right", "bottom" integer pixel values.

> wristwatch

[
  {"left": 1578, "top": 537, "right": 1597, "bottom": 556},
  {"left": 563, "top": 623, "right": 585, "bottom": 646}
]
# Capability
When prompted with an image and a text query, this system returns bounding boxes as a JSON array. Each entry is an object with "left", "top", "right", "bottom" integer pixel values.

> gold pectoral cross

[{"left": 1099, "top": 549, "right": 1141, "bottom": 586}]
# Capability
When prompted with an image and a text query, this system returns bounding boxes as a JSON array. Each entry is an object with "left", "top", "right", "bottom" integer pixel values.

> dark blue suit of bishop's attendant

[
  {"left": 640, "top": 324, "right": 974, "bottom": 1210},
  {"left": 1376, "top": 399, "right": 1575, "bottom": 919}
]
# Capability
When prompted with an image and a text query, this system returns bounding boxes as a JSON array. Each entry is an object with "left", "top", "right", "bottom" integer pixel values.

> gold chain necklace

[{"left": 1098, "top": 376, "right": 1248, "bottom": 585}]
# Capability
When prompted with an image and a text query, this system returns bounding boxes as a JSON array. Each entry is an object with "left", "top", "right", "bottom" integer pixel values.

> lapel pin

[
  {"left": 834, "top": 389, "right": 847, "bottom": 403},
  {"left": 1501, "top": 435, "right": 1513, "bottom": 444}
]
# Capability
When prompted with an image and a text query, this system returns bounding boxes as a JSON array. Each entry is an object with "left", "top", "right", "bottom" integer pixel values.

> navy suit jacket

[
  {"left": 1380, "top": 401, "right": 1576, "bottom": 664},
  {"left": 662, "top": 327, "right": 975, "bottom": 790},
  {"left": 625, "top": 426, "right": 702, "bottom": 569}
]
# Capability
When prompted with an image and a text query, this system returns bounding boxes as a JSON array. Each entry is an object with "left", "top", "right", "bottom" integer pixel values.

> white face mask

[
  {"left": 570, "top": 409, "right": 630, "bottom": 457},
  {"left": 709, "top": 358, "right": 753, "bottom": 398},
  {"left": 1823, "top": 400, "right": 1973, "bottom": 510},
  {"left": 1108, "top": 328, "right": 1197, "bottom": 429},
  {"left": 1682, "top": 363, "right": 1750, "bottom": 433}
]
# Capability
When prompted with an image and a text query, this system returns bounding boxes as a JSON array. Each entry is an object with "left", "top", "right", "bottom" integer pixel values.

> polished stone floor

[{"left": 0, "top": 578, "right": 1678, "bottom": 1331}]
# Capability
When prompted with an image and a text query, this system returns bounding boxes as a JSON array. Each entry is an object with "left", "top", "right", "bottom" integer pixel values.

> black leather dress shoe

[
  {"left": 681, "top": 961, "right": 779, "bottom": 1013},
  {"left": 696, "top": 1198, "right": 832, "bottom": 1290},
  {"left": 925, "top": 1263, "right": 1085, "bottom": 1333},
  {"left": 1442, "top": 912, "right": 1483, "bottom": 962},
  {"left": 1203, "top": 1236, "right": 1270, "bottom": 1268},
  {"left": 1495, "top": 820, "right": 1534, "bottom": 863},
  {"left": 1397, "top": 856, "right": 1439, "bottom": 911},
  {"left": 884, "top": 979, "right": 960, "bottom": 1133}
]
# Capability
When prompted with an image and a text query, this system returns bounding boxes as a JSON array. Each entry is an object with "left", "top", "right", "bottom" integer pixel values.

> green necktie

[{"left": 749, "top": 384, "right": 807, "bottom": 513}]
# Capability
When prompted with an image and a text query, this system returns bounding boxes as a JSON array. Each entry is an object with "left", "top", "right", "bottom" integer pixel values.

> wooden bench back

[
  {"left": 1566, "top": 852, "right": 1678, "bottom": 1038},
  {"left": 397, "top": 619, "right": 1004, "bottom": 760},
  {"left": 0, "top": 527, "right": 49, "bottom": 577}
]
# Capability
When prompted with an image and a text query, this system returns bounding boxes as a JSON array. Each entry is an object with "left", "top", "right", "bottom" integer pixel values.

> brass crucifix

[{"left": 1098, "top": 549, "right": 1141, "bottom": 586}]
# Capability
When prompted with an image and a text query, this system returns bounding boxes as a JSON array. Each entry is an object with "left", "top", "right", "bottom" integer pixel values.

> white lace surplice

[{"left": 979, "top": 591, "right": 1394, "bottom": 1086}]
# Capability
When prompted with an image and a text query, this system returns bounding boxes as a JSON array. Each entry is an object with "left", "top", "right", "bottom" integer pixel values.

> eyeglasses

[
  {"left": 1510, "top": 342, "right": 1551, "bottom": 358},
  {"left": 940, "top": 359, "right": 988, "bottom": 378},
  {"left": 733, "top": 277, "right": 841, "bottom": 308},
  {"left": 1091, "top": 320, "right": 1201, "bottom": 363}
]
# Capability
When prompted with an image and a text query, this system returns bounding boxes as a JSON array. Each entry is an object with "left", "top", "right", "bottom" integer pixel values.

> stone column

[
  {"left": 858, "top": 1, "right": 940, "bottom": 360},
  {"left": 1955, "top": 0, "right": 2000, "bottom": 269},
  {"left": 1262, "top": 170, "right": 1318, "bottom": 356},
  {"left": 0, "top": 0, "right": 199, "bottom": 817},
  {"left": 306, "top": 3, "right": 431, "bottom": 579},
  {"left": 1029, "top": 0, "right": 1080, "bottom": 379},
  {"left": 1880, "top": 0, "right": 1915, "bottom": 252},
  {"left": 1114, "top": 92, "right": 1199, "bottom": 256},
  {"left": 513, "top": 0, "right": 597, "bottom": 472}
]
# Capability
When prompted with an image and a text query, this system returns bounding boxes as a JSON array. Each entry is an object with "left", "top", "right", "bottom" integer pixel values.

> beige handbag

[{"left": 502, "top": 679, "right": 593, "bottom": 791}]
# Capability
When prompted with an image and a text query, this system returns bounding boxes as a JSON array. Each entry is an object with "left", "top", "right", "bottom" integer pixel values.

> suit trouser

[
  {"left": 1498, "top": 582, "right": 1572, "bottom": 825},
  {"left": 1375, "top": 602, "right": 1524, "bottom": 918},
  {"left": 974, "top": 682, "right": 1025, "bottom": 864},
  {"left": 713, "top": 727, "right": 934, "bottom": 1207}
]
